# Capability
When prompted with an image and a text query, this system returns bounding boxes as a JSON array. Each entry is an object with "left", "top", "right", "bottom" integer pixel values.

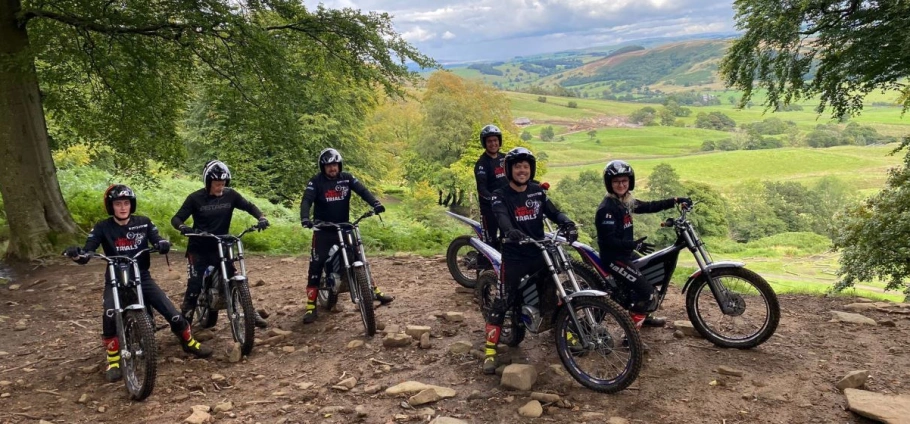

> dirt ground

[{"left": 1, "top": 254, "right": 908, "bottom": 424}]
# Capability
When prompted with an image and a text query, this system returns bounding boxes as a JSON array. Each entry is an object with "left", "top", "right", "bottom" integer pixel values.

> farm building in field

[{"left": 513, "top": 117, "right": 532, "bottom": 126}]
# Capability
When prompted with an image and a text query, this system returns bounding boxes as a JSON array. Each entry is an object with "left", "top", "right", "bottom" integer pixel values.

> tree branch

[{"left": 20, "top": 9, "right": 198, "bottom": 36}]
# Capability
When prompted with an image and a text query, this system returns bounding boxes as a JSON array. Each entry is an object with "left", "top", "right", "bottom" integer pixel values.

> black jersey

[
  {"left": 171, "top": 188, "right": 263, "bottom": 251},
  {"left": 475, "top": 153, "right": 507, "bottom": 209},
  {"left": 83, "top": 215, "right": 163, "bottom": 272},
  {"left": 595, "top": 196, "right": 675, "bottom": 261},
  {"left": 300, "top": 172, "right": 380, "bottom": 223},
  {"left": 491, "top": 183, "right": 570, "bottom": 259}
]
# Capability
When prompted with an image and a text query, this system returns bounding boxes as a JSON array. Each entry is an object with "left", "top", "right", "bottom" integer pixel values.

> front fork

[{"left": 111, "top": 263, "right": 147, "bottom": 360}]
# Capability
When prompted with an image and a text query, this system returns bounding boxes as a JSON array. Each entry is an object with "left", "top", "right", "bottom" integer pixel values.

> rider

[
  {"left": 65, "top": 185, "right": 212, "bottom": 382},
  {"left": 299, "top": 148, "right": 392, "bottom": 324},
  {"left": 474, "top": 124, "right": 509, "bottom": 254},
  {"left": 171, "top": 160, "right": 270, "bottom": 328},
  {"left": 482, "top": 147, "right": 578, "bottom": 374},
  {"left": 596, "top": 160, "right": 690, "bottom": 328}
]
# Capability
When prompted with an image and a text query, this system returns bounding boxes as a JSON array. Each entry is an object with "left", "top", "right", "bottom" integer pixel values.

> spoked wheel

[
  {"left": 447, "top": 235, "right": 486, "bottom": 288},
  {"left": 554, "top": 296, "right": 642, "bottom": 393},
  {"left": 568, "top": 260, "right": 607, "bottom": 292},
  {"left": 193, "top": 286, "right": 218, "bottom": 329},
  {"left": 121, "top": 310, "right": 158, "bottom": 401},
  {"left": 685, "top": 267, "right": 780, "bottom": 349},
  {"left": 353, "top": 267, "right": 377, "bottom": 337},
  {"left": 475, "top": 270, "right": 525, "bottom": 347},
  {"left": 229, "top": 280, "right": 256, "bottom": 355}
]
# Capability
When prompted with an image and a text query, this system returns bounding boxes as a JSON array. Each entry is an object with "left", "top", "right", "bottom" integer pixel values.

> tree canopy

[
  {"left": 720, "top": 0, "right": 910, "bottom": 118},
  {"left": 0, "top": 0, "right": 436, "bottom": 259}
]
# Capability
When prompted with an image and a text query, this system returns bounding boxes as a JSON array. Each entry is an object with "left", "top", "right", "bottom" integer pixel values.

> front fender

[
  {"left": 681, "top": 261, "right": 744, "bottom": 294},
  {"left": 564, "top": 289, "right": 610, "bottom": 302}
]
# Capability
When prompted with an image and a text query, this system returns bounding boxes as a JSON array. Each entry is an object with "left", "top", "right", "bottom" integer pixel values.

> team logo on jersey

[
  {"left": 623, "top": 213, "right": 633, "bottom": 229},
  {"left": 325, "top": 184, "right": 350, "bottom": 202},
  {"left": 515, "top": 199, "right": 540, "bottom": 222},
  {"left": 494, "top": 159, "right": 505, "bottom": 178}
]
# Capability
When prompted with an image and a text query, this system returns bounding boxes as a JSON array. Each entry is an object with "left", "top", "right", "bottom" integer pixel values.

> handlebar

[
  {"left": 311, "top": 210, "right": 377, "bottom": 230},
  {"left": 661, "top": 201, "right": 697, "bottom": 227},
  {"left": 184, "top": 224, "right": 260, "bottom": 241},
  {"left": 64, "top": 247, "right": 155, "bottom": 263}
]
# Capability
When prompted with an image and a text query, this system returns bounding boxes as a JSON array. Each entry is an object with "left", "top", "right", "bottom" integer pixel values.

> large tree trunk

[{"left": 0, "top": 0, "right": 78, "bottom": 260}]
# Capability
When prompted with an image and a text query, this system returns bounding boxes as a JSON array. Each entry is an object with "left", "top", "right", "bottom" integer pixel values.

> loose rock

[
  {"left": 844, "top": 388, "right": 910, "bottom": 423},
  {"left": 443, "top": 312, "right": 465, "bottom": 322},
  {"left": 227, "top": 343, "right": 242, "bottom": 363},
  {"left": 829, "top": 311, "right": 877, "bottom": 326},
  {"left": 501, "top": 364, "right": 538, "bottom": 391},
  {"left": 717, "top": 366, "right": 745, "bottom": 377},
  {"left": 405, "top": 325, "right": 431, "bottom": 339},
  {"left": 518, "top": 400, "right": 543, "bottom": 418},
  {"left": 347, "top": 340, "right": 364, "bottom": 349},
  {"left": 531, "top": 392, "right": 560, "bottom": 403},
  {"left": 213, "top": 401, "right": 233, "bottom": 413},
  {"left": 673, "top": 320, "right": 701, "bottom": 337},
  {"left": 448, "top": 341, "right": 473, "bottom": 355},
  {"left": 185, "top": 405, "right": 212, "bottom": 424},
  {"left": 383, "top": 333, "right": 412, "bottom": 348},
  {"left": 419, "top": 332, "right": 431, "bottom": 349},
  {"left": 836, "top": 370, "right": 869, "bottom": 391},
  {"left": 408, "top": 388, "right": 442, "bottom": 406}
]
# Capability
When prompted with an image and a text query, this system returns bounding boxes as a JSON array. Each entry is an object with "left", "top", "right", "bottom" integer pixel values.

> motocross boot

[
  {"left": 303, "top": 286, "right": 318, "bottom": 324},
  {"left": 253, "top": 310, "right": 268, "bottom": 329},
  {"left": 103, "top": 337, "right": 122, "bottom": 382},
  {"left": 643, "top": 314, "right": 666, "bottom": 327},
  {"left": 373, "top": 287, "right": 394, "bottom": 305},
  {"left": 482, "top": 323, "right": 500, "bottom": 375},
  {"left": 178, "top": 327, "right": 213, "bottom": 358}
]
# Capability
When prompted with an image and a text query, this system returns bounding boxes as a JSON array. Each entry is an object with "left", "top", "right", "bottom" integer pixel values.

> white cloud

[
  {"left": 318, "top": 0, "right": 737, "bottom": 61},
  {"left": 401, "top": 26, "right": 437, "bottom": 42}
]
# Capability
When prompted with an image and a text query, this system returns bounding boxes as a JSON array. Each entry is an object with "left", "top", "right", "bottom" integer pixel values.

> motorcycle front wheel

[
  {"left": 685, "top": 267, "right": 780, "bottom": 349},
  {"left": 446, "top": 235, "right": 484, "bottom": 288},
  {"left": 554, "top": 296, "right": 642, "bottom": 393},
  {"left": 121, "top": 310, "right": 158, "bottom": 401}
]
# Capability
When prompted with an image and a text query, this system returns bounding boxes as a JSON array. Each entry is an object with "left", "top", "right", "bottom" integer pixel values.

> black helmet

[
  {"left": 504, "top": 147, "right": 536, "bottom": 184},
  {"left": 203, "top": 160, "right": 231, "bottom": 190},
  {"left": 479, "top": 124, "right": 502, "bottom": 148},
  {"left": 603, "top": 160, "right": 635, "bottom": 194},
  {"left": 104, "top": 184, "right": 136, "bottom": 215},
  {"left": 318, "top": 148, "right": 343, "bottom": 174}
]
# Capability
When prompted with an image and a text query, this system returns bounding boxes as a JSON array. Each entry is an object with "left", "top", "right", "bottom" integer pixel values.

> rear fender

[{"left": 468, "top": 237, "right": 501, "bottom": 275}]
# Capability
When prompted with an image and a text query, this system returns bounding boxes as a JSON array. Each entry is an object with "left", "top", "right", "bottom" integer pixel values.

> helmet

[
  {"left": 504, "top": 147, "right": 536, "bottom": 184},
  {"left": 103, "top": 184, "right": 136, "bottom": 215},
  {"left": 479, "top": 124, "right": 502, "bottom": 148},
  {"left": 603, "top": 160, "right": 635, "bottom": 194},
  {"left": 318, "top": 148, "right": 343, "bottom": 174},
  {"left": 203, "top": 160, "right": 231, "bottom": 190}
]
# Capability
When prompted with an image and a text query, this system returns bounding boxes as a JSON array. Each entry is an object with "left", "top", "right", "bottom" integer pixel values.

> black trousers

[
  {"left": 604, "top": 256, "right": 655, "bottom": 313},
  {"left": 103, "top": 272, "right": 187, "bottom": 338},
  {"left": 307, "top": 230, "right": 340, "bottom": 288},
  {"left": 479, "top": 207, "right": 501, "bottom": 251},
  {"left": 487, "top": 254, "right": 548, "bottom": 327}
]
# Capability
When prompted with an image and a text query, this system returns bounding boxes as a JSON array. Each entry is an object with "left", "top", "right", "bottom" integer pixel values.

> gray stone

[
  {"left": 717, "top": 366, "right": 745, "bottom": 377},
  {"left": 443, "top": 312, "right": 465, "bottom": 322},
  {"left": 531, "top": 392, "right": 560, "bottom": 403},
  {"left": 501, "top": 364, "right": 538, "bottom": 391},
  {"left": 364, "top": 384, "right": 382, "bottom": 394},
  {"left": 385, "top": 381, "right": 456, "bottom": 398},
  {"left": 448, "top": 341, "right": 473, "bottom": 355},
  {"left": 836, "top": 370, "right": 869, "bottom": 391},
  {"left": 673, "top": 320, "right": 701, "bottom": 337},
  {"left": 405, "top": 325, "right": 431, "bottom": 339},
  {"left": 518, "top": 400, "right": 543, "bottom": 418},
  {"left": 829, "top": 311, "right": 877, "bottom": 325},
  {"left": 354, "top": 405, "right": 368, "bottom": 417},
  {"left": 844, "top": 389, "right": 910, "bottom": 424},
  {"left": 185, "top": 405, "right": 212, "bottom": 424},
  {"left": 430, "top": 418, "right": 469, "bottom": 424},
  {"left": 419, "top": 332, "right": 431, "bottom": 349},
  {"left": 383, "top": 333, "right": 412, "bottom": 348},
  {"left": 383, "top": 324, "right": 401, "bottom": 334},
  {"left": 336, "top": 377, "right": 357, "bottom": 390},
  {"left": 842, "top": 303, "right": 879, "bottom": 312},
  {"left": 347, "top": 340, "right": 365, "bottom": 349},
  {"left": 581, "top": 412, "right": 606, "bottom": 420},
  {"left": 408, "top": 388, "right": 442, "bottom": 406},
  {"left": 228, "top": 342, "right": 242, "bottom": 363},
  {"left": 213, "top": 401, "right": 233, "bottom": 413}
]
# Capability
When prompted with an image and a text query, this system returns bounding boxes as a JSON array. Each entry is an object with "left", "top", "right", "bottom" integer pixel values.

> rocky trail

[{"left": 1, "top": 255, "right": 909, "bottom": 423}]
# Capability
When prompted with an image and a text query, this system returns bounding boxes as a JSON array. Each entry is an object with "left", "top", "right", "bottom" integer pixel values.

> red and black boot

[
  {"left": 178, "top": 327, "right": 213, "bottom": 358},
  {"left": 303, "top": 286, "right": 318, "bottom": 324},
  {"left": 103, "top": 337, "right": 122, "bottom": 382},
  {"left": 482, "top": 323, "right": 501, "bottom": 375}
]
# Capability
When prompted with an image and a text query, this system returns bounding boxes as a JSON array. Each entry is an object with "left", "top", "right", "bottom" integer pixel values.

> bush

[
  {"left": 694, "top": 112, "right": 736, "bottom": 131},
  {"left": 567, "top": 101, "right": 578, "bottom": 108},
  {"left": 537, "top": 96, "right": 547, "bottom": 103}
]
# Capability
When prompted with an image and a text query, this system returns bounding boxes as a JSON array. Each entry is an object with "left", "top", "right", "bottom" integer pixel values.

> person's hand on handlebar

[
  {"left": 178, "top": 224, "right": 196, "bottom": 235},
  {"left": 506, "top": 229, "right": 525, "bottom": 242}
]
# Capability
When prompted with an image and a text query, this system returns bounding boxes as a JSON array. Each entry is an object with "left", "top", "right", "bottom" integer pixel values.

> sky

[{"left": 317, "top": 0, "right": 738, "bottom": 63}]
